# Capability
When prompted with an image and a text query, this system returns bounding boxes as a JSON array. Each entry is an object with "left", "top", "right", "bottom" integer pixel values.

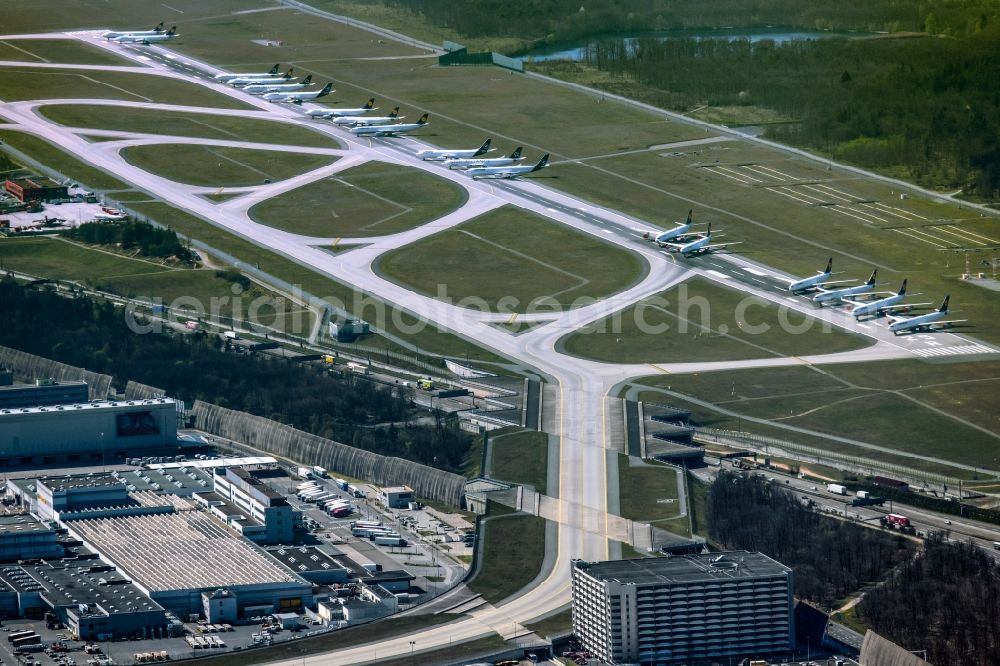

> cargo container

[
  {"left": 8, "top": 631, "right": 35, "bottom": 643},
  {"left": 351, "top": 519, "right": 382, "bottom": 529},
  {"left": 827, "top": 483, "right": 847, "bottom": 495},
  {"left": 374, "top": 535, "right": 407, "bottom": 547},
  {"left": 886, "top": 513, "right": 911, "bottom": 527},
  {"left": 335, "top": 478, "right": 349, "bottom": 491},
  {"left": 297, "top": 467, "right": 314, "bottom": 480},
  {"left": 856, "top": 490, "right": 870, "bottom": 499}
]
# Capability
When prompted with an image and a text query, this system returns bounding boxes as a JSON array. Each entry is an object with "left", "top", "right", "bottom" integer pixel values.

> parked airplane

[
  {"left": 444, "top": 147, "right": 523, "bottom": 170},
  {"left": 111, "top": 27, "right": 177, "bottom": 44},
  {"left": 466, "top": 154, "right": 549, "bottom": 180},
  {"left": 350, "top": 114, "right": 429, "bottom": 137},
  {"left": 332, "top": 107, "right": 400, "bottom": 126},
  {"left": 242, "top": 75, "right": 312, "bottom": 94},
  {"left": 660, "top": 224, "right": 740, "bottom": 256},
  {"left": 633, "top": 210, "right": 703, "bottom": 246},
  {"left": 888, "top": 296, "right": 966, "bottom": 334},
  {"left": 786, "top": 258, "right": 854, "bottom": 293},
  {"left": 92, "top": 211, "right": 127, "bottom": 221},
  {"left": 416, "top": 139, "right": 493, "bottom": 161},
  {"left": 847, "top": 280, "right": 930, "bottom": 320},
  {"left": 812, "top": 269, "right": 878, "bottom": 305},
  {"left": 214, "top": 64, "right": 280, "bottom": 83},
  {"left": 103, "top": 22, "right": 164, "bottom": 39},
  {"left": 263, "top": 82, "right": 334, "bottom": 104},
  {"left": 228, "top": 69, "right": 294, "bottom": 87},
  {"left": 307, "top": 99, "right": 377, "bottom": 119}
]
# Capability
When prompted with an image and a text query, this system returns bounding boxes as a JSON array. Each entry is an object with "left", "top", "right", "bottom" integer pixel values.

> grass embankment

[
  {"left": 468, "top": 510, "right": 546, "bottom": 603},
  {"left": 618, "top": 455, "right": 682, "bottom": 524},
  {"left": 490, "top": 430, "right": 548, "bottom": 493},
  {"left": 0, "top": 129, "right": 130, "bottom": 190},
  {"left": 0, "top": 38, "right": 130, "bottom": 65}
]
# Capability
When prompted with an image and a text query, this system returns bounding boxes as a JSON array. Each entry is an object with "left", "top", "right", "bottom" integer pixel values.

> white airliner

[
  {"left": 332, "top": 107, "right": 400, "bottom": 127},
  {"left": 307, "top": 99, "right": 376, "bottom": 119},
  {"left": 229, "top": 69, "right": 294, "bottom": 87},
  {"left": 214, "top": 64, "right": 280, "bottom": 83},
  {"left": 466, "top": 154, "right": 549, "bottom": 180},
  {"left": 103, "top": 23, "right": 164, "bottom": 39},
  {"left": 811, "top": 269, "right": 879, "bottom": 305},
  {"left": 888, "top": 296, "right": 966, "bottom": 334},
  {"left": 787, "top": 258, "right": 855, "bottom": 293},
  {"left": 660, "top": 223, "right": 740, "bottom": 256},
  {"left": 263, "top": 82, "right": 334, "bottom": 104},
  {"left": 350, "top": 114, "right": 429, "bottom": 137},
  {"left": 112, "top": 27, "right": 177, "bottom": 44},
  {"left": 92, "top": 211, "right": 127, "bottom": 221},
  {"left": 242, "top": 75, "right": 312, "bottom": 94},
  {"left": 634, "top": 209, "right": 703, "bottom": 246},
  {"left": 416, "top": 139, "right": 493, "bottom": 161},
  {"left": 847, "top": 280, "right": 929, "bottom": 320},
  {"left": 444, "top": 147, "right": 523, "bottom": 170}
]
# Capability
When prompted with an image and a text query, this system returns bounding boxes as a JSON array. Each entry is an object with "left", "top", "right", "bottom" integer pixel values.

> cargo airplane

[
  {"left": 111, "top": 27, "right": 177, "bottom": 44},
  {"left": 243, "top": 75, "right": 313, "bottom": 94},
  {"left": 263, "top": 82, "right": 334, "bottom": 104},
  {"left": 466, "top": 154, "right": 549, "bottom": 180},
  {"left": 812, "top": 269, "right": 878, "bottom": 305},
  {"left": 102, "top": 23, "right": 164, "bottom": 39},
  {"left": 214, "top": 64, "right": 280, "bottom": 83},
  {"left": 847, "top": 280, "right": 930, "bottom": 320},
  {"left": 332, "top": 107, "right": 400, "bottom": 127},
  {"left": 307, "top": 99, "right": 377, "bottom": 119},
  {"left": 416, "top": 139, "right": 493, "bottom": 161},
  {"left": 444, "top": 147, "right": 523, "bottom": 170},
  {"left": 659, "top": 224, "right": 740, "bottom": 256},
  {"left": 888, "top": 296, "right": 966, "bottom": 334},
  {"left": 350, "top": 114, "right": 428, "bottom": 137}
]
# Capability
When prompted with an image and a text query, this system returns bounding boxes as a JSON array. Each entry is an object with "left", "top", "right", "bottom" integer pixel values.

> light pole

[{"left": 408, "top": 640, "right": 415, "bottom": 666}]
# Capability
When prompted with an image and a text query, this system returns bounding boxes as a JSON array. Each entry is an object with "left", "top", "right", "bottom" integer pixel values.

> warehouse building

[
  {"left": 35, "top": 473, "right": 130, "bottom": 521},
  {"left": 4, "top": 175, "right": 68, "bottom": 203},
  {"left": 0, "top": 399, "right": 178, "bottom": 466},
  {"left": 0, "top": 379, "right": 89, "bottom": 410},
  {"left": 378, "top": 485, "right": 414, "bottom": 509},
  {"left": 571, "top": 553, "right": 794, "bottom": 665},
  {"left": 0, "top": 514, "right": 63, "bottom": 561},
  {"left": 65, "top": 511, "right": 313, "bottom": 617}
]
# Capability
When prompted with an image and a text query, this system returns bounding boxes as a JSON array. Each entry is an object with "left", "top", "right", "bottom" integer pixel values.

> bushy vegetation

[
  {"left": 707, "top": 471, "right": 914, "bottom": 606},
  {"left": 858, "top": 535, "right": 1000, "bottom": 666},
  {"left": 64, "top": 220, "right": 193, "bottom": 262},
  {"left": 0, "top": 281, "right": 472, "bottom": 471}
]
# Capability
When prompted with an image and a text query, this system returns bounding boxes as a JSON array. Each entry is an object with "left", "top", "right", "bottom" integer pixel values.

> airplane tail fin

[
  {"left": 939, "top": 295, "right": 950, "bottom": 312},
  {"left": 302, "top": 75, "right": 313, "bottom": 85},
  {"left": 318, "top": 83, "right": 333, "bottom": 97},
  {"left": 268, "top": 64, "right": 280, "bottom": 74},
  {"left": 532, "top": 154, "right": 549, "bottom": 172},
  {"left": 283, "top": 68, "right": 294, "bottom": 79},
  {"left": 706, "top": 223, "right": 712, "bottom": 237},
  {"left": 416, "top": 113, "right": 429, "bottom": 125},
  {"left": 686, "top": 209, "right": 692, "bottom": 224},
  {"left": 363, "top": 97, "right": 375, "bottom": 109},
  {"left": 388, "top": 107, "right": 400, "bottom": 118},
  {"left": 510, "top": 147, "right": 522, "bottom": 159},
  {"left": 898, "top": 279, "right": 907, "bottom": 296},
  {"left": 824, "top": 257, "right": 833, "bottom": 275},
  {"left": 154, "top": 22, "right": 165, "bottom": 31},
  {"left": 167, "top": 26, "right": 177, "bottom": 35},
  {"left": 867, "top": 269, "right": 877, "bottom": 286},
  {"left": 474, "top": 139, "right": 491, "bottom": 156}
]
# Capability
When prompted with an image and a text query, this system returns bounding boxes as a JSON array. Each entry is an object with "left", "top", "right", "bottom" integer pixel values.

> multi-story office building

[
  {"left": 571, "top": 553, "right": 794, "bottom": 665},
  {"left": 206, "top": 467, "right": 293, "bottom": 544}
]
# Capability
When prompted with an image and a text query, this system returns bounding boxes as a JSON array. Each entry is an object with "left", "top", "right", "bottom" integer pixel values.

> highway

[{"left": 0, "top": 28, "right": 997, "bottom": 665}]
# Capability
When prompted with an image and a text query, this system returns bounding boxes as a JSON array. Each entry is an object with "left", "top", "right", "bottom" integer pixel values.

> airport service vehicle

[
  {"left": 886, "top": 514, "right": 911, "bottom": 528},
  {"left": 888, "top": 295, "right": 966, "bottom": 334},
  {"left": 374, "top": 535, "right": 407, "bottom": 547},
  {"left": 659, "top": 223, "right": 740, "bottom": 256},
  {"left": 102, "top": 22, "right": 165, "bottom": 39},
  {"left": 417, "top": 138, "right": 492, "bottom": 161},
  {"left": 307, "top": 98, "right": 377, "bottom": 119},
  {"left": 312, "top": 466, "right": 328, "bottom": 478},
  {"left": 332, "top": 107, "right": 400, "bottom": 127},
  {"left": 214, "top": 64, "right": 280, "bottom": 83},
  {"left": 812, "top": 269, "right": 878, "bottom": 305},
  {"left": 827, "top": 483, "right": 847, "bottom": 495},
  {"left": 444, "top": 147, "right": 524, "bottom": 170},
  {"left": 243, "top": 75, "right": 314, "bottom": 94},
  {"left": 632, "top": 210, "right": 705, "bottom": 246},
  {"left": 466, "top": 154, "right": 549, "bottom": 180},
  {"left": 228, "top": 69, "right": 294, "bottom": 87},
  {"left": 350, "top": 114, "right": 429, "bottom": 137},
  {"left": 263, "top": 82, "right": 334, "bottom": 104}
]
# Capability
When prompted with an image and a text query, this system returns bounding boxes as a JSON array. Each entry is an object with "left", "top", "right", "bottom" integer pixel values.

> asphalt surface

[{"left": 1, "top": 29, "right": 997, "bottom": 665}]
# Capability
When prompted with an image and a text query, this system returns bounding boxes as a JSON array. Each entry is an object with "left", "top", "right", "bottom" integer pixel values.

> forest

[
  {"left": 63, "top": 220, "right": 193, "bottom": 262},
  {"left": 857, "top": 535, "right": 1000, "bottom": 665},
  {"left": 0, "top": 280, "right": 473, "bottom": 472},
  {"left": 706, "top": 471, "right": 914, "bottom": 606}
]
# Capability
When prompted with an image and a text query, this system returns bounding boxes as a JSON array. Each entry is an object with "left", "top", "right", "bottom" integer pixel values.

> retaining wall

[{"left": 0, "top": 345, "right": 113, "bottom": 399}]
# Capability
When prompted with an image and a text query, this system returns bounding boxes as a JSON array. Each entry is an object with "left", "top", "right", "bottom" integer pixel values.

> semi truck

[
  {"left": 335, "top": 478, "right": 349, "bottom": 491},
  {"left": 374, "top": 535, "right": 407, "bottom": 547},
  {"left": 297, "top": 467, "right": 313, "bottom": 480},
  {"left": 312, "top": 466, "right": 328, "bottom": 478},
  {"left": 827, "top": 483, "right": 847, "bottom": 495},
  {"left": 886, "top": 513, "right": 911, "bottom": 528}
]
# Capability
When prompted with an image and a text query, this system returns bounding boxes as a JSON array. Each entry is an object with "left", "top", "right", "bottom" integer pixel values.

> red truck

[{"left": 886, "top": 513, "right": 911, "bottom": 527}]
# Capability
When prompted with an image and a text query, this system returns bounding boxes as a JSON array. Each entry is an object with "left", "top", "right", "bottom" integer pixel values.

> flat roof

[
  {"left": 18, "top": 562, "right": 163, "bottom": 616},
  {"left": 0, "top": 380, "right": 87, "bottom": 393},
  {"left": 0, "top": 398, "right": 176, "bottom": 416},
  {"left": 146, "top": 455, "right": 277, "bottom": 471},
  {"left": 226, "top": 467, "right": 283, "bottom": 501},
  {"left": 38, "top": 473, "right": 125, "bottom": 493},
  {"left": 118, "top": 466, "right": 213, "bottom": 495},
  {"left": 266, "top": 546, "right": 344, "bottom": 575},
  {"left": 574, "top": 552, "right": 791, "bottom": 585},
  {"left": 381, "top": 486, "right": 413, "bottom": 494},
  {"left": 66, "top": 511, "right": 305, "bottom": 592},
  {"left": 0, "top": 514, "right": 51, "bottom": 534}
]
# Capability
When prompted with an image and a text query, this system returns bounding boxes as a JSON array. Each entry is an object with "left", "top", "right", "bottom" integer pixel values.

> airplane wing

[
  {"left": 927, "top": 319, "right": 968, "bottom": 328},
  {"left": 878, "top": 302, "right": 932, "bottom": 312},
  {"left": 703, "top": 242, "right": 741, "bottom": 250}
]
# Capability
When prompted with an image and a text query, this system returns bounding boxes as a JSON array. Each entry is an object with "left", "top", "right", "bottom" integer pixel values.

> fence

[{"left": 0, "top": 345, "right": 113, "bottom": 400}]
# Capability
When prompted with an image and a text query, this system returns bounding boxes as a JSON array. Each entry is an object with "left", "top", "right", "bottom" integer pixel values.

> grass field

[
  {"left": 0, "top": 129, "right": 130, "bottom": 190},
  {"left": 0, "top": 38, "right": 130, "bottom": 65},
  {"left": 249, "top": 161, "right": 465, "bottom": 238},
  {"left": 561, "top": 277, "right": 870, "bottom": 363},
  {"left": 0, "top": 67, "right": 250, "bottom": 109},
  {"left": 121, "top": 144, "right": 336, "bottom": 188},
  {"left": 378, "top": 205, "right": 644, "bottom": 312},
  {"left": 468, "top": 512, "right": 546, "bottom": 603},
  {"left": 618, "top": 455, "right": 682, "bottom": 523},
  {"left": 39, "top": 105, "right": 340, "bottom": 148},
  {"left": 0, "top": 236, "right": 165, "bottom": 282},
  {"left": 524, "top": 609, "right": 572, "bottom": 638},
  {"left": 489, "top": 429, "right": 548, "bottom": 493}
]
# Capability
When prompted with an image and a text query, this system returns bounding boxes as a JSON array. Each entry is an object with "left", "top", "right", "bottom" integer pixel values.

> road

[{"left": 0, "top": 27, "right": 996, "bottom": 665}]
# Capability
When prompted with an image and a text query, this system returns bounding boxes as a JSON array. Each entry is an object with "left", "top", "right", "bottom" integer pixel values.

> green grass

[
  {"left": 561, "top": 277, "right": 870, "bottom": 363},
  {"left": 0, "top": 38, "right": 130, "bottom": 65},
  {"left": 524, "top": 609, "right": 573, "bottom": 638},
  {"left": 489, "top": 429, "right": 548, "bottom": 493},
  {"left": 0, "top": 236, "right": 165, "bottom": 282},
  {"left": 121, "top": 144, "right": 336, "bottom": 188},
  {"left": 249, "top": 161, "right": 466, "bottom": 238},
  {"left": 39, "top": 105, "right": 339, "bottom": 148},
  {"left": 0, "top": 67, "right": 250, "bottom": 109},
  {"left": 378, "top": 205, "right": 644, "bottom": 312},
  {"left": 468, "top": 512, "right": 546, "bottom": 603},
  {"left": 617, "top": 455, "right": 682, "bottom": 523},
  {"left": 0, "top": 129, "right": 130, "bottom": 190}
]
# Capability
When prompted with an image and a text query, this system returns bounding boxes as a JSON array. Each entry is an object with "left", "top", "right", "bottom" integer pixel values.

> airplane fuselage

[
  {"left": 229, "top": 75, "right": 292, "bottom": 87},
  {"left": 310, "top": 108, "right": 375, "bottom": 118},
  {"left": 889, "top": 311, "right": 946, "bottom": 333},
  {"left": 350, "top": 122, "right": 425, "bottom": 137},
  {"left": 445, "top": 156, "right": 521, "bottom": 170},
  {"left": 243, "top": 82, "right": 308, "bottom": 94},
  {"left": 813, "top": 282, "right": 874, "bottom": 304},
  {"left": 333, "top": 115, "right": 398, "bottom": 126},
  {"left": 789, "top": 272, "right": 833, "bottom": 293},
  {"left": 851, "top": 293, "right": 903, "bottom": 318}
]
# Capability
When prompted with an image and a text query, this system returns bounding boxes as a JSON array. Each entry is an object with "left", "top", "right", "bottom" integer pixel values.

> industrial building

[
  {"left": 266, "top": 546, "right": 349, "bottom": 585},
  {"left": 0, "top": 399, "right": 178, "bottom": 465},
  {"left": 65, "top": 510, "right": 313, "bottom": 617},
  {"left": 196, "top": 467, "right": 294, "bottom": 544},
  {"left": 0, "top": 379, "right": 89, "bottom": 410},
  {"left": 378, "top": 485, "right": 414, "bottom": 509},
  {"left": 4, "top": 175, "right": 68, "bottom": 203},
  {"left": 0, "top": 514, "right": 63, "bottom": 561},
  {"left": 35, "top": 473, "right": 132, "bottom": 521},
  {"left": 571, "top": 553, "right": 794, "bottom": 665}
]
